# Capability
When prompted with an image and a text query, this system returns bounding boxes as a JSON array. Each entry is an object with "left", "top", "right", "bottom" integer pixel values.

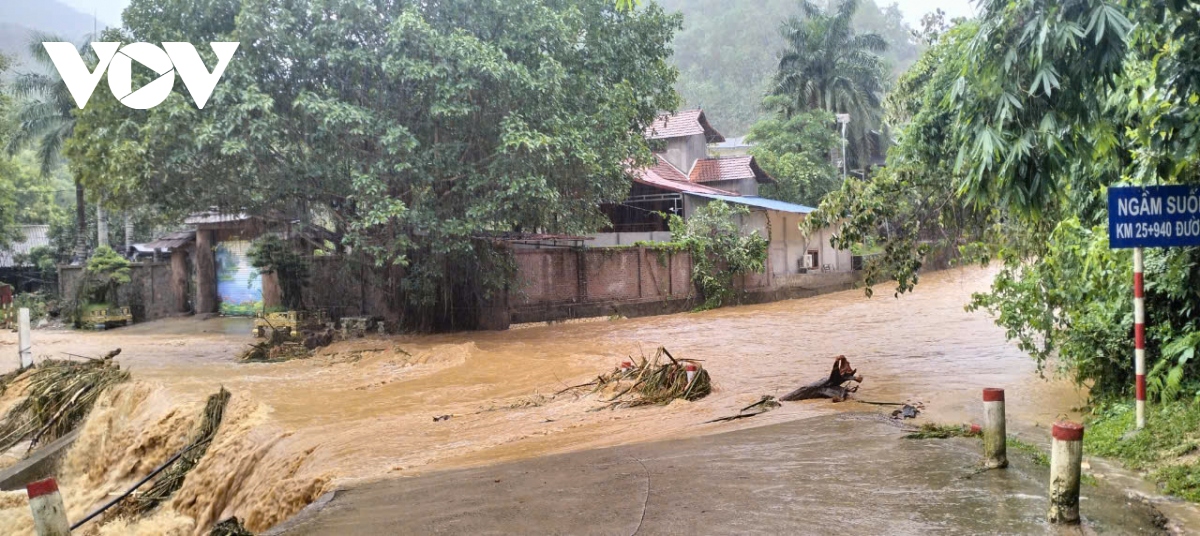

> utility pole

[{"left": 836, "top": 113, "right": 850, "bottom": 179}]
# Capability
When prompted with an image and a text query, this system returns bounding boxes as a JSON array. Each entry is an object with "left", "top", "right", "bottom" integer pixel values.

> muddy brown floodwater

[{"left": 0, "top": 266, "right": 1193, "bottom": 534}]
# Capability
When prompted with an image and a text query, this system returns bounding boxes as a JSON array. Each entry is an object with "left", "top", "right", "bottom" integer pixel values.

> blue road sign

[{"left": 1109, "top": 185, "right": 1200, "bottom": 248}]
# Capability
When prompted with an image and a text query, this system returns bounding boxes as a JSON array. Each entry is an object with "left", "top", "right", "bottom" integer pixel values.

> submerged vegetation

[
  {"left": 561, "top": 347, "right": 713, "bottom": 408},
  {"left": 902, "top": 423, "right": 980, "bottom": 440}
]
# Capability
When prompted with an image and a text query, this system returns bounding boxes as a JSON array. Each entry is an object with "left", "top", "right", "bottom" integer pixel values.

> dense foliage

[
  {"left": 669, "top": 201, "right": 768, "bottom": 310},
  {"left": 67, "top": 0, "right": 681, "bottom": 330},
  {"left": 746, "top": 107, "right": 840, "bottom": 207},
  {"left": 6, "top": 35, "right": 91, "bottom": 262},
  {"left": 770, "top": 0, "right": 889, "bottom": 172},
  {"left": 809, "top": 0, "right": 1200, "bottom": 401}
]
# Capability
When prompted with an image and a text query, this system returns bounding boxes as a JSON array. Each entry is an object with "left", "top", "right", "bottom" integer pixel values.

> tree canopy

[
  {"left": 769, "top": 0, "right": 889, "bottom": 173},
  {"left": 67, "top": 0, "right": 681, "bottom": 329}
]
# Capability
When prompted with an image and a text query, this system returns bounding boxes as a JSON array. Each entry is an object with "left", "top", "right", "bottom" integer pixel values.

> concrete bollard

[
  {"left": 18, "top": 308, "right": 32, "bottom": 370},
  {"left": 982, "top": 388, "right": 1007, "bottom": 469},
  {"left": 685, "top": 363, "right": 697, "bottom": 385},
  {"left": 1049, "top": 421, "right": 1085, "bottom": 524},
  {"left": 27, "top": 477, "right": 70, "bottom": 536}
]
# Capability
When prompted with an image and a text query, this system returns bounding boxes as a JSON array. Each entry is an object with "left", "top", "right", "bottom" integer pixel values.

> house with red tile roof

[{"left": 596, "top": 109, "right": 853, "bottom": 278}]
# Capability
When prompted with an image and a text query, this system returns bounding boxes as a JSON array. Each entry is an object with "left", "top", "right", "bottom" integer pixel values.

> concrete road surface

[{"left": 271, "top": 413, "right": 1164, "bottom": 535}]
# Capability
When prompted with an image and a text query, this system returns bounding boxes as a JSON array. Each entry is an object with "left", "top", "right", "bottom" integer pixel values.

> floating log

[{"left": 780, "top": 356, "right": 863, "bottom": 402}]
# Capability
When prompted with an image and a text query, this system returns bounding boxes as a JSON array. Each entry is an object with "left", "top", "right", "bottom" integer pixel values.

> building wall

[
  {"left": 59, "top": 262, "right": 178, "bottom": 323},
  {"left": 765, "top": 210, "right": 851, "bottom": 276},
  {"left": 510, "top": 247, "right": 693, "bottom": 308},
  {"left": 703, "top": 178, "right": 759, "bottom": 197},
  {"left": 662, "top": 133, "right": 708, "bottom": 175},
  {"left": 590, "top": 231, "right": 674, "bottom": 247}
]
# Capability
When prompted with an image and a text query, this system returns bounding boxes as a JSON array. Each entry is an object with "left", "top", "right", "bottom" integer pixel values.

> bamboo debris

[
  {"left": 564, "top": 347, "right": 712, "bottom": 409},
  {"left": 108, "top": 387, "right": 231, "bottom": 520},
  {"left": 0, "top": 357, "right": 130, "bottom": 453}
]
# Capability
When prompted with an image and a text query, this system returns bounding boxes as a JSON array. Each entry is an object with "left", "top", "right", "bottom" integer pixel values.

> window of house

[{"left": 806, "top": 250, "right": 820, "bottom": 269}]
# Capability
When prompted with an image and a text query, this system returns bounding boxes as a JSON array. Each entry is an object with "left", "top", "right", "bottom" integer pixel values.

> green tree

[
  {"left": 805, "top": 21, "right": 989, "bottom": 296},
  {"left": 68, "top": 0, "right": 681, "bottom": 330},
  {"left": 669, "top": 201, "right": 768, "bottom": 310},
  {"left": 811, "top": 0, "right": 1200, "bottom": 402},
  {"left": 6, "top": 34, "right": 92, "bottom": 263},
  {"left": 745, "top": 107, "right": 840, "bottom": 206},
  {"left": 770, "top": 0, "right": 890, "bottom": 172}
]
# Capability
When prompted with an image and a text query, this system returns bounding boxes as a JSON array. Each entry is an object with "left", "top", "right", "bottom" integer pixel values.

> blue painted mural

[{"left": 216, "top": 240, "right": 263, "bottom": 316}]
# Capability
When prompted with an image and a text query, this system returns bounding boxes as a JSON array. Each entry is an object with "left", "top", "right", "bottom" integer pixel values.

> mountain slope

[{"left": 0, "top": 0, "right": 105, "bottom": 73}]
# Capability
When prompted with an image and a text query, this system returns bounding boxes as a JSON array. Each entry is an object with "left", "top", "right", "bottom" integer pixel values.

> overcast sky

[{"left": 64, "top": 0, "right": 979, "bottom": 33}]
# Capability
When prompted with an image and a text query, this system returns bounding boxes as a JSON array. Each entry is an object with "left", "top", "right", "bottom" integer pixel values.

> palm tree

[
  {"left": 771, "top": 0, "right": 888, "bottom": 174},
  {"left": 6, "top": 33, "right": 90, "bottom": 263}
]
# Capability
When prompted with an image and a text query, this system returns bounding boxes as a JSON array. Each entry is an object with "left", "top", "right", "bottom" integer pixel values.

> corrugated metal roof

[
  {"left": 712, "top": 136, "right": 752, "bottom": 149},
  {"left": 134, "top": 230, "right": 195, "bottom": 252},
  {"left": 184, "top": 211, "right": 252, "bottom": 225},
  {"left": 687, "top": 194, "right": 815, "bottom": 214},
  {"left": 0, "top": 225, "right": 51, "bottom": 267},
  {"left": 645, "top": 110, "right": 725, "bottom": 142}
]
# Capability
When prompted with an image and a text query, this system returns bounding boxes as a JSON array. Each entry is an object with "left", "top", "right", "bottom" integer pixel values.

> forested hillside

[{"left": 659, "top": 0, "right": 922, "bottom": 136}]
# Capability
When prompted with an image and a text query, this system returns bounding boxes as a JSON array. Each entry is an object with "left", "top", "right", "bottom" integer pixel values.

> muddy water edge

[{"left": 0, "top": 267, "right": 1189, "bottom": 534}]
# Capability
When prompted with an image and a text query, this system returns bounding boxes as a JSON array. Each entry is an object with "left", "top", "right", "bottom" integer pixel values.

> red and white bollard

[
  {"left": 982, "top": 388, "right": 1007, "bottom": 469},
  {"left": 27, "top": 477, "right": 70, "bottom": 536},
  {"left": 1049, "top": 421, "right": 1085, "bottom": 524},
  {"left": 685, "top": 363, "right": 697, "bottom": 385},
  {"left": 620, "top": 361, "right": 633, "bottom": 373},
  {"left": 1134, "top": 248, "right": 1147, "bottom": 429}
]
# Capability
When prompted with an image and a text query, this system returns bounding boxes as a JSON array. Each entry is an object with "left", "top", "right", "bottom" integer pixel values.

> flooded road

[
  {"left": 0, "top": 267, "right": 1186, "bottom": 533},
  {"left": 277, "top": 414, "right": 1167, "bottom": 536}
]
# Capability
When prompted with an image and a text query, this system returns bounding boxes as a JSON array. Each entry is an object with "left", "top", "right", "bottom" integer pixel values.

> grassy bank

[{"left": 1085, "top": 402, "right": 1200, "bottom": 502}]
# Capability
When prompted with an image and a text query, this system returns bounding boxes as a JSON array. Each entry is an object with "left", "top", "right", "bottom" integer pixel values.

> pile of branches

[
  {"left": 563, "top": 347, "right": 712, "bottom": 409},
  {"left": 109, "top": 388, "right": 231, "bottom": 519},
  {"left": 239, "top": 329, "right": 335, "bottom": 363},
  {"left": 0, "top": 354, "right": 130, "bottom": 453},
  {"left": 239, "top": 330, "right": 311, "bottom": 362}
]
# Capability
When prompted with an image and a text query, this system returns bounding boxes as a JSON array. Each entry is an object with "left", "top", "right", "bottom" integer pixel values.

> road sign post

[
  {"left": 1109, "top": 185, "right": 1200, "bottom": 431},
  {"left": 1134, "top": 248, "right": 1146, "bottom": 429}
]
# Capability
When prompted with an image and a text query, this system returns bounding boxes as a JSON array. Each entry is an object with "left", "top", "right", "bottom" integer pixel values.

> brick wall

[{"left": 511, "top": 247, "right": 693, "bottom": 309}]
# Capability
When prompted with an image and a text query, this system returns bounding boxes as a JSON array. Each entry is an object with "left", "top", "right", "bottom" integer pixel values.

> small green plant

[
  {"left": 83, "top": 246, "right": 132, "bottom": 304},
  {"left": 668, "top": 201, "right": 768, "bottom": 310}
]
